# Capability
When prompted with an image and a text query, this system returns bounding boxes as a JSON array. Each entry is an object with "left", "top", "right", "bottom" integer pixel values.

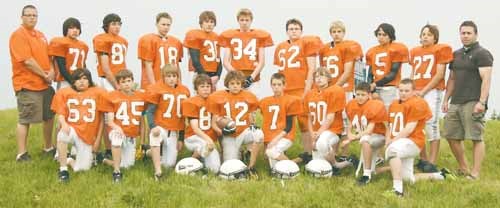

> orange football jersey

[
  {"left": 259, "top": 94, "right": 302, "bottom": 142},
  {"left": 48, "top": 37, "right": 89, "bottom": 82},
  {"left": 101, "top": 90, "right": 147, "bottom": 138},
  {"left": 137, "top": 33, "right": 184, "bottom": 88},
  {"left": 319, "top": 40, "right": 363, "bottom": 92},
  {"left": 51, "top": 87, "right": 107, "bottom": 145},
  {"left": 183, "top": 29, "right": 220, "bottom": 73},
  {"left": 207, "top": 90, "right": 258, "bottom": 137},
  {"left": 388, "top": 96, "right": 432, "bottom": 149},
  {"left": 93, "top": 33, "right": 128, "bottom": 77},
  {"left": 346, "top": 99, "right": 387, "bottom": 135},
  {"left": 145, "top": 83, "right": 190, "bottom": 130},
  {"left": 219, "top": 29, "right": 273, "bottom": 79},
  {"left": 182, "top": 95, "right": 217, "bottom": 141},
  {"left": 365, "top": 42, "right": 409, "bottom": 86},
  {"left": 304, "top": 85, "right": 346, "bottom": 134},
  {"left": 410, "top": 43, "right": 453, "bottom": 90},
  {"left": 274, "top": 36, "right": 322, "bottom": 92}
]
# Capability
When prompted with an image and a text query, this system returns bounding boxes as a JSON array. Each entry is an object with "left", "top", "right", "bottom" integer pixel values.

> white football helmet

[
  {"left": 175, "top": 157, "right": 204, "bottom": 175},
  {"left": 218, "top": 159, "right": 249, "bottom": 180},
  {"left": 305, "top": 159, "right": 333, "bottom": 178},
  {"left": 271, "top": 160, "right": 300, "bottom": 179}
]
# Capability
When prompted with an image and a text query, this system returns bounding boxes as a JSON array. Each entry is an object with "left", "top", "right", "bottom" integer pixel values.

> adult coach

[
  {"left": 9, "top": 5, "right": 55, "bottom": 161},
  {"left": 442, "top": 20, "right": 493, "bottom": 180}
]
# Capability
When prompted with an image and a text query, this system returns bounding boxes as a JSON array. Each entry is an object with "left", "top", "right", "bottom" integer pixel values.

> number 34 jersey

[
  {"left": 101, "top": 90, "right": 147, "bottom": 138},
  {"left": 51, "top": 87, "right": 107, "bottom": 145}
]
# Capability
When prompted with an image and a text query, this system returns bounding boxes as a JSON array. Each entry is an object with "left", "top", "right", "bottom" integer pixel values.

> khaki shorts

[
  {"left": 443, "top": 101, "right": 485, "bottom": 141},
  {"left": 16, "top": 87, "right": 55, "bottom": 124}
]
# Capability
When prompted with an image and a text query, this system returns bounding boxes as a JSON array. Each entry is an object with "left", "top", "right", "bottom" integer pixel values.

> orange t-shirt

[
  {"left": 319, "top": 40, "right": 363, "bottom": 92},
  {"left": 101, "top": 90, "right": 147, "bottom": 138},
  {"left": 145, "top": 83, "right": 190, "bottom": 130},
  {"left": 48, "top": 37, "right": 89, "bottom": 82},
  {"left": 303, "top": 85, "right": 346, "bottom": 134},
  {"left": 345, "top": 99, "right": 387, "bottom": 135},
  {"left": 274, "top": 36, "right": 322, "bottom": 92},
  {"left": 137, "top": 33, "right": 184, "bottom": 88},
  {"left": 365, "top": 42, "right": 409, "bottom": 86},
  {"left": 182, "top": 95, "right": 217, "bottom": 141},
  {"left": 219, "top": 29, "right": 273, "bottom": 79},
  {"left": 259, "top": 95, "right": 302, "bottom": 142},
  {"left": 207, "top": 90, "right": 259, "bottom": 137},
  {"left": 93, "top": 33, "right": 128, "bottom": 77},
  {"left": 9, "top": 26, "right": 51, "bottom": 92},
  {"left": 51, "top": 87, "right": 107, "bottom": 145},
  {"left": 183, "top": 29, "right": 220, "bottom": 73},
  {"left": 410, "top": 44, "right": 453, "bottom": 90},
  {"left": 388, "top": 96, "right": 432, "bottom": 150}
]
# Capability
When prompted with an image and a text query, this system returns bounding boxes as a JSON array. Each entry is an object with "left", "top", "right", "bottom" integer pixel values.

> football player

[
  {"left": 182, "top": 74, "right": 221, "bottom": 173},
  {"left": 93, "top": 13, "right": 128, "bottom": 91},
  {"left": 274, "top": 18, "right": 322, "bottom": 159},
  {"left": 341, "top": 82, "right": 387, "bottom": 185},
  {"left": 259, "top": 73, "right": 305, "bottom": 169},
  {"left": 145, "top": 64, "right": 190, "bottom": 180},
  {"left": 385, "top": 79, "right": 453, "bottom": 197},
  {"left": 184, "top": 11, "right": 221, "bottom": 91},
  {"left": 365, "top": 23, "right": 409, "bottom": 109},
  {"left": 51, "top": 68, "right": 107, "bottom": 182},
  {"left": 219, "top": 8, "right": 273, "bottom": 95},
  {"left": 319, "top": 20, "right": 364, "bottom": 159},
  {"left": 48, "top": 17, "right": 89, "bottom": 89},
  {"left": 138, "top": 12, "right": 183, "bottom": 89},
  {"left": 207, "top": 70, "right": 263, "bottom": 178},
  {"left": 100, "top": 69, "right": 146, "bottom": 182},
  {"left": 409, "top": 24, "right": 453, "bottom": 172},
  {"left": 304, "top": 67, "right": 355, "bottom": 173}
]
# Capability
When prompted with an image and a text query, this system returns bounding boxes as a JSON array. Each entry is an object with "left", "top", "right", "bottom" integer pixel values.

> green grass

[{"left": 1, "top": 108, "right": 499, "bottom": 207}]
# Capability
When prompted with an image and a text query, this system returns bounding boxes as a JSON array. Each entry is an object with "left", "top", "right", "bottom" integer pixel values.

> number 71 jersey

[
  {"left": 101, "top": 90, "right": 147, "bottom": 138},
  {"left": 93, "top": 33, "right": 128, "bottom": 77},
  {"left": 48, "top": 37, "right": 89, "bottom": 82},
  {"left": 51, "top": 87, "right": 107, "bottom": 145},
  {"left": 145, "top": 83, "right": 190, "bottom": 130}
]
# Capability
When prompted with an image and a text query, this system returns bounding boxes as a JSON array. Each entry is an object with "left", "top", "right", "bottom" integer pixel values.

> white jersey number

[
  {"left": 412, "top": 55, "right": 435, "bottom": 80},
  {"left": 67, "top": 98, "right": 96, "bottom": 123},
  {"left": 231, "top": 38, "right": 257, "bottom": 61},
  {"left": 162, "top": 94, "right": 188, "bottom": 118},
  {"left": 278, "top": 45, "right": 300, "bottom": 70},
  {"left": 115, "top": 101, "right": 144, "bottom": 126}
]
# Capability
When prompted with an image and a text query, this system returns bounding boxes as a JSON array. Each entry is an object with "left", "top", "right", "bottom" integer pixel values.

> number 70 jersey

[
  {"left": 93, "top": 33, "right": 128, "bottom": 77},
  {"left": 145, "top": 83, "right": 191, "bottom": 131}
]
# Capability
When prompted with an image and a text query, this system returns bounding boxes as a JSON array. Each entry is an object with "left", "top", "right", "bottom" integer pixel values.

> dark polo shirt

[{"left": 449, "top": 42, "right": 493, "bottom": 104}]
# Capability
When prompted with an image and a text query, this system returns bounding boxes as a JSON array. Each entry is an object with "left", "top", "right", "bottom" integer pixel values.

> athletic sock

[
  {"left": 60, "top": 166, "right": 68, "bottom": 171},
  {"left": 393, "top": 180, "right": 403, "bottom": 193},
  {"left": 363, "top": 169, "right": 372, "bottom": 178}
]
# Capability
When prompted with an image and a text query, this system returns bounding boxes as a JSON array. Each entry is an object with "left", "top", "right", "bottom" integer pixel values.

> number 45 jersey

[
  {"left": 345, "top": 99, "right": 387, "bottom": 135},
  {"left": 93, "top": 33, "right": 128, "bottom": 77},
  {"left": 101, "top": 90, "right": 147, "bottom": 138},
  {"left": 51, "top": 87, "right": 107, "bottom": 145}
]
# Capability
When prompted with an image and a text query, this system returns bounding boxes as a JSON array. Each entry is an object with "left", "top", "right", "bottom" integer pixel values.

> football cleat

[
  {"left": 58, "top": 170, "right": 70, "bottom": 183},
  {"left": 298, "top": 152, "right": 312, "bottom": 164},
  {"left": 16, "top": 152, "right": 31, "bottom": 162},
  {"left": 112, "top": 172, "right": 122, "bottom": 183},
  {"left": 357, "top": 176, "right": 371, "bottom": 186}
]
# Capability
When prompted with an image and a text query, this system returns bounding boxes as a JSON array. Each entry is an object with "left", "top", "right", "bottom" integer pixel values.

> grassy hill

[{"left": 0, "top": 109, "right": 499, "bottom": 208}]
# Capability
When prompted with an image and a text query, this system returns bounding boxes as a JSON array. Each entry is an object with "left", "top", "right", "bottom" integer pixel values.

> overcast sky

[{"left": 1, "top": 0, "right": 498, "bottom": 114}]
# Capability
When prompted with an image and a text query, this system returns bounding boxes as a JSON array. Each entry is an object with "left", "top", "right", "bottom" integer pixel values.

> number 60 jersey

[{"left": 51, "top": 86, "right": 107, "bottom": 145}]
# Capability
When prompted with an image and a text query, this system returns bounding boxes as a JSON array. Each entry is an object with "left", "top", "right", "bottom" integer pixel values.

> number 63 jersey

[
  {"left": 388, "top": 96, "right": 432, "bottom": 150},
  {"left": 101, "top": 90, "right": 147, "bottom": 138},
  {"left": 93, "top": 33, "right": 128, "bottom": 77},
  {"left": 51, "top": 87, "right": 107, "bottom": 145}
]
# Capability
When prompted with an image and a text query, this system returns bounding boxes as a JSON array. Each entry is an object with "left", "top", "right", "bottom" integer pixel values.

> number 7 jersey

[
  {"left": 93, "top": 33, "right": 128, "bottom": 77},
  {"left": 259, "top": 94, "right": 302, "bottom": 143}
]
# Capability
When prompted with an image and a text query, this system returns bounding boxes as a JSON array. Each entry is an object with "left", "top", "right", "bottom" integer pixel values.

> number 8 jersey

[
  {"left": 182, "top": 95, "right": 217, "bottom": 141},
  {"left": 145, "top": 83, "right": 190, "bottom": 131},
  {"left": 51, "top": 87, "right": 107, "bottom": 145},
  {"left": 93, "top": 33, "right": 128, "bottom": 77},
  {"left": 388, "top": 96, "right": 432, "bottom": 150}
]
